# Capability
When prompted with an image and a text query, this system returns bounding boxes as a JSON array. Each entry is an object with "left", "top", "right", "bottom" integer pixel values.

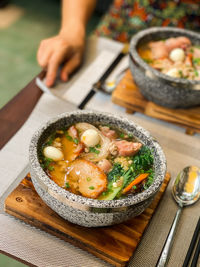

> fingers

[
  {"left": 60, "top": 53, "right": 82, "bottom": 82},
  {"left": 46, "top": 51, "right": 65, "bottom": 87},
  {"left": 37, "top": 36, "right": 83, "bottom": 87},
  {"left": 37, "top": 40, "right": 52, "bottom": 69}
]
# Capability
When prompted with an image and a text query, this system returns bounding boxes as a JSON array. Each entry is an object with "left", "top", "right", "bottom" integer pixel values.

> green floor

[
  {"left": 0, "top": 254, "right": 27, "bottom": 267},
  {"left": 0, "top": 0, "right": 101, "bottom": 108},
  {"left": 0, "top": 0, "right": 101, "bottom": 266}
]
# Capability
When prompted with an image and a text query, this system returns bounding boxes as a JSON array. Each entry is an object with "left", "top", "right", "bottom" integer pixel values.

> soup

[
  {"left": 39, "top": 123, "right": 154, "bottom": 200},
  {"left": 138, "top": 36, "right": 200, "bottom": 80}
]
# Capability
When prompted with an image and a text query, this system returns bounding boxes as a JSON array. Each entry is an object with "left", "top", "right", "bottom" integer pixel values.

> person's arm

[{"left": 37, "top": 0, "right": 96, "bottom": 87}]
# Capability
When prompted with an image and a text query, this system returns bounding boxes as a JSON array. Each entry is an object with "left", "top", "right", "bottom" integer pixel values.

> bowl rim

[
  {"left": 29, "top": 110, "right": 167, "bottom": 208},
  {"left": 129, "top": 26, "right": 200, "bottom": 88}
]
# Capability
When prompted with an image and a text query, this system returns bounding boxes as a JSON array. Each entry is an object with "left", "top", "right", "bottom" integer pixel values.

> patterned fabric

[{"left": 95, "top": 0, "right": 200, "bottom": 42}]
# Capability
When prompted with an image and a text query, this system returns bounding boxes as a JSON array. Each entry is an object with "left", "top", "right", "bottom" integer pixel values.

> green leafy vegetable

[
  {"left": 194, "top": 69, "right": 199, "bottom": 77},
  {"left": 65, "top": 182, "right": 70, "bottom": 188},
  {"left": 45, "top": 133, "right": 56, "bottom": 146},
  {"left": 119, "top": 133, "right": 125, "bottom": 138},
  {"left": 65, "top": 132, "right": 73, "bottom": 142},
  {"left": 132, "top": 146, "right": 154, "bottom": 172},
  {"left": 89, "top": 186, "right": 95, "bottom": 190},
  {"left": 107, "top": 163, "right": 124, "bottom": 182},
  {"left": 74, "top": 138, "right": 79, "bottom": 145},
  {"left": 122, "top": 168, "right": 133, "bottom": 188},
  {"left": 95, "top": 144, "right": 101, "bottom": 148},
  {"left": 99, "top": 146, "right": 154, "bottom": 200},
  {"left": 99, "top": 164, "right": 133, "bottom": 200},
  {"left": 98, "top": 163, "right": 124, "bottom": 200},
  {"left": 179, "top": 70, "right": 183, "bottom": 78},
  {"left": 143, "top": 58, "right": 153, "bottom": 64},
  {"left": 41, "top": 157, "right": 53, "bottom": 170},
  {"left": 48, "top": 165, "right": 55, "bottom": 171},
  {"left": 98, "top": 186, "right": 121, "bottom": 200},
  {"left": 178, "top": 70, "right": 188, "bottom": 79},
  {"left": 113, "top": 146, "right": 154, "bottom": 197},
  {"left": 131, "top": 146, "right": 154, "bottom": 190},
  {"left": 65, "top": 131, "right": 79, "bottom": 144},
  {"left": 89, "top": 147, "right": 100, "bottom": 154},
  {"left": 143, "top": 170, "right": 154, "bottom": 190},
  {"left": 193, "top": 58, "right": 200, "bottom": 65}
]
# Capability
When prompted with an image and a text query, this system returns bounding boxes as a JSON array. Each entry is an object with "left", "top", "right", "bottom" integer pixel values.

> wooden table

[
  {"left": 0, "top": 72, "right": 45, "bottom": 266},
  {"left": 0, "top": 72, "right": 45, "bottom": 150}
]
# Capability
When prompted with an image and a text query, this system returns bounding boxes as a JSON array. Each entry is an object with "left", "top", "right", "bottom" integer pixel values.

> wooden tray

[
  {"left": 4, "top": 172, "right": 170, "bottom": 267},
  {"left": 112, "top": 70, "right": 200, "bottom": 135}
]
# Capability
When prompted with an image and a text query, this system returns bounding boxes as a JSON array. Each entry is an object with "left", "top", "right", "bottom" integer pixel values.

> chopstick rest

[{"left": 183, "top": 217, "right": 200, "bottom": 267}]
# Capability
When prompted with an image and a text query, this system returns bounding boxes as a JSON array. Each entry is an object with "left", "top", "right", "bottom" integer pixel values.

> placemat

[
  {"left": 5, "top": 173, "right": 171, "bottom": 267},
  {"left": 1, "top": 84, "right": 200, "bottom": 267}
]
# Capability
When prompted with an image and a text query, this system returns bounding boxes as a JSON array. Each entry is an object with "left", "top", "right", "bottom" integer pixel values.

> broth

[
  {"left": 40, "top": 123, "right": 154, "bottom": 200},
  {"left": 138, "top": 36, "right": 200, "bottom": 80}
]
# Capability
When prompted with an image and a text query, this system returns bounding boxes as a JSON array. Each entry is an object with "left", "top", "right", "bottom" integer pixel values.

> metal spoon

[{"left": 156, "top": 166, "right": 200, "bottom": 267}]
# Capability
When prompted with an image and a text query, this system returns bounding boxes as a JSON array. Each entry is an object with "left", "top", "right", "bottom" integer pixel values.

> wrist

[{"left": 60, "top": 21, "right": 86, "bottom": 40}]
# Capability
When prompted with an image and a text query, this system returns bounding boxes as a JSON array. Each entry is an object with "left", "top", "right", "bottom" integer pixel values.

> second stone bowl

[{"left": 129, "top": 27, "right": 200, "bottom": 109}]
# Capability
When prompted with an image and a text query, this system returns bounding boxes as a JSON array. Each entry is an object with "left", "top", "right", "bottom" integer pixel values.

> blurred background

[{"left": 0, "top": 0, "right": 112, "bottom": 109}]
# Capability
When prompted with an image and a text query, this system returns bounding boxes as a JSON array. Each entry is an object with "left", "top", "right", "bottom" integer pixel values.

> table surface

[
  {"left": 1, "top": 55, "right": 200, "bottom": 267},
  {"left": 0, "top": 72, "right": 44, "bottom": 266},
  {"left": 0, "top": 71, "right": 45, "bottom": 150}
]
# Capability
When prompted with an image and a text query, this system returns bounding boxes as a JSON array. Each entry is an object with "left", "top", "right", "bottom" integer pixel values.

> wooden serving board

[
  {"left": 4, "top": 172, "right": 170, "bottom": 267},
  {"left": 112, "top": 70, "right": 200, "bottom": 135}
]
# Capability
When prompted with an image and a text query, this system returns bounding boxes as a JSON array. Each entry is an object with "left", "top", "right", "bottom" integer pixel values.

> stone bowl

[
  {"left": 129, "top": 27, "right": 200, "bottom": 108},
  {"left": 29, "top": 110, "right": 166, "bottom": 227}
]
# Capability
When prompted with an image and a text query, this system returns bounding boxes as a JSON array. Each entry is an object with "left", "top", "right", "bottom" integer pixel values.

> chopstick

[
  {"left": 78, "top": 43, "right": 129, "bottom": 109},
  {"left": 182, "top": 217, "right": 200, "bottom": 267},
  {"left": 191, "top": 235, "right": 200, "bottom": 267}
]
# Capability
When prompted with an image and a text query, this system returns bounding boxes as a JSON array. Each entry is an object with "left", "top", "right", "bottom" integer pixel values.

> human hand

[{"left": 37, "top": 28, "right": 85, "bottom": 87}]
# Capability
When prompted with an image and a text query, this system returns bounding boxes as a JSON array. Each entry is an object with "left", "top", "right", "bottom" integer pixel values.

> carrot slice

[{"left": 122, "top": 173, "right": 149, "bottom": 194}]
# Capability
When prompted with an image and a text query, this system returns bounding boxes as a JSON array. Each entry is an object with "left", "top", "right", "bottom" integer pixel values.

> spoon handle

[{"left": 156, "top": 207, "right": 182, "bottom": 267}]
